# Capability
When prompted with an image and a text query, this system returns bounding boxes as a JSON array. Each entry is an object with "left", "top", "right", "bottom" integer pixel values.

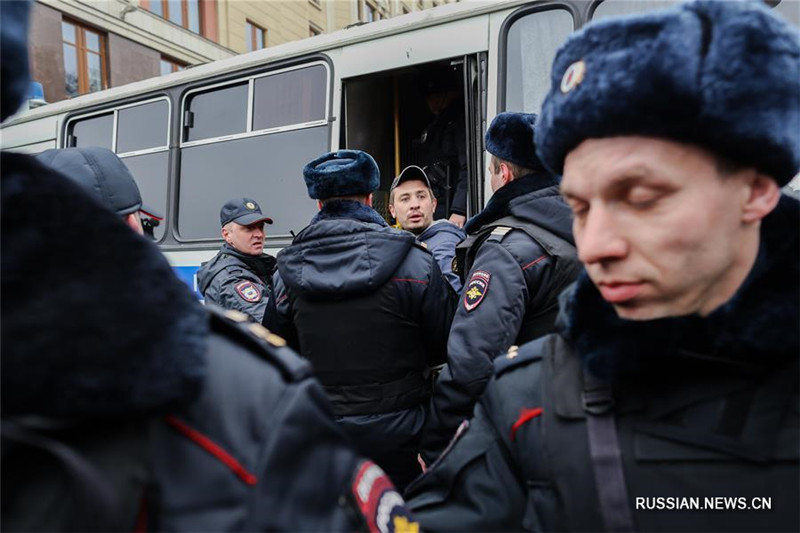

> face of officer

[
  {"left": 389, "top": 179, "right": 437, "bottom": 235},
  {"left": 222, "top": 221, "right": 265, "bottom": 256},
  {"left": 561, "top": 136, "right": 779, "bottom": 321}
]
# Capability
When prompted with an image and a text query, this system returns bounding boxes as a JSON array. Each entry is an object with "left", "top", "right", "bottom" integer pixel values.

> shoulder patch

[
  {"left": 351, "top": 461, "right": 419, "bottom": 533},
  {"left": 235, "top": 281, "right": 262, "bottom": 303},
  {"left": 463, "top": 270, "right": 490, "bottom": 311},
  {"left": 494, "top": 337, "right": 547, "bottom": 377},
  {"left": 207, "top": 306, "right": 308, "bottom": 382}
]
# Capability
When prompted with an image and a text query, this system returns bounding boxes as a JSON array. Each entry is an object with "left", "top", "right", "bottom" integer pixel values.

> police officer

[
  {"left": 267, "top": 150, "right": 455, "bottom": 489},
  {"left": 406, "top": 2, "right": 799, "bottom": 530},
  {"left": 418, "top": 69, "right": 468, "bottom": 227},
  {"left": 421, "top": 112, "right": 580, "bottom": 462},
  {"left": 389, "top": 165, "right": 466, "bottom": 292},
  {"left": 36, "top": 146, "right": 163, "bottom": 236},
  {"left": 1, "top": 6, "right": 417, "bottom": 528},
  {"left": 197, "top": 198, "right": 276, "bottom": 322}
]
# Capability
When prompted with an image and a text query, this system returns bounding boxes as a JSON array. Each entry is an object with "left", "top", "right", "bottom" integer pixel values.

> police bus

[{"left": 2, "top": 0, "right": 797, "bottom": 296}]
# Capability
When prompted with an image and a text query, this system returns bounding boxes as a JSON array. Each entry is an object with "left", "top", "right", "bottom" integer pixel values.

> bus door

[{"left": 341, "top": 54, "right": 486, "bottom": 223}]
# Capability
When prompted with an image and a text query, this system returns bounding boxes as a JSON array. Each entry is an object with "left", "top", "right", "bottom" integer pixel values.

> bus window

[
  {"left": 117, "top": 100, "right": 169, "bottom": 154},
  {"left": 70, "top": 112, "right": 113, "bottom": 150},
  {"left": 504, "top": 9, "right": 574, "bottom": 113},
  {"left": 184, "top": 82, "right": 248, "bottom": 142},
  {"left": 591, "top": 0, "right": 678, "bottom": 20},
  {"left": 253, "top": 64, "right": 327, "bottom": 130},
  {"left": 67, "top": 98, "right": 170, "bottom": 242},
  {"left": 120, "top": 151, "right": 169, "bottom": 242},
  {"left": 178, "top": 63, "right": 331, "bottom": 242}
]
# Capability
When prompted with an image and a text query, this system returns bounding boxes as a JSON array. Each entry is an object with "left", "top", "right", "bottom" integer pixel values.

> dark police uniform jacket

[
  {"left": 1, "top": 153, "right": 416, "bottom": 532},
  {"left": 406, "top": 195, "right": 800, "bottom": 532},
  {"left": 197, "top": 243, "right": 276, "bottom": 322},
  {"left": 421, "top": 173, "right": 581, "bottom": 463},
  {"left": 267, "top": 199, "right": 456, "bottom": 488}
]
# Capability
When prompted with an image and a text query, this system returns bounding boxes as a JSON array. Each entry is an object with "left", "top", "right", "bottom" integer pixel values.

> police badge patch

[
  {"left": 351, "top": 461, "right": 419, "bottom": 533},
  {"left": 235, "top": 281, "right": 262, "bottom": 303},
  {"left": 463, "top": 270, "right": 490, "bottom": 311}
]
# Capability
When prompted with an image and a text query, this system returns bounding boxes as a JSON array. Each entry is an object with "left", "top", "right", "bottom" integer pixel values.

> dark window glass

[
  {"left": 70, "top": 113, "right": 113, "bottom": 150},
  {"left": 185, "top": 83, "right": 248, "bottom": 142},
  {"left": 120, "top": 152, "right": 169, "bottom": 242},
  {"left": 178, "top": 126, "right": 329, "bottom": 239},
  {"left": 117, "top": 100, "right": 169, "bottom": 153},
  {"left": 252, "top": 65, "right": 327, "bottom": 130},
  {"left": 504, "top": 10, "right": 573, "bottom": 113}
]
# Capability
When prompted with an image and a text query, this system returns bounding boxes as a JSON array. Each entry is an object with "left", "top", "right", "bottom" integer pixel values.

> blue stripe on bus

[{"left": 173, "top": 266, "right": 203, "bottom": 301}]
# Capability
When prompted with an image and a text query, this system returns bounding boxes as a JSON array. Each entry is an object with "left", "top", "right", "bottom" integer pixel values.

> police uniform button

[
  {"left": 224, "top": 309, "right": 251, "bottom": 323},
  {"left": 506, "top": 345, "right": 520, "bottom": 360},
  {"left": 247, "top": 323, "right": 287, "bottom": 348}
]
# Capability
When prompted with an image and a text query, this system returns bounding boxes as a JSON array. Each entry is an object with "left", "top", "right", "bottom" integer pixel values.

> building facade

[{"left": 28, "top": 0, "right": 458, "bottom": 106}]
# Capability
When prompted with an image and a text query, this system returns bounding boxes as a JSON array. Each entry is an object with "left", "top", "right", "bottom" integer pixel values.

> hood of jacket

[
  {"left": 277, "top": 200, "right": 416, "bottom": 298},
  {"left": 557, "top": 194, "right": 800, "bottom": 382},
  {"left": 464, "top": 172, "right": 574, "bottom": 244},
  {"left": 417, "top": 219, "right": 466, "bottom": 244},
  {"left": 197, "top": 243, "right": 276, "bottom": 293},
  {"left": 1, "top": 153, "right": 208, "bottom": 419}
]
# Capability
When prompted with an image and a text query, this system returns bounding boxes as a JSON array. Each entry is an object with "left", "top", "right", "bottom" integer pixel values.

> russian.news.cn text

[{"left": 635, "top": 497, "right": 772, "bottom": 511}]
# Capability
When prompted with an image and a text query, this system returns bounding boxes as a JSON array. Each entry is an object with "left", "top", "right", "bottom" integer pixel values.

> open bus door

[{"left": 341, "top": 54, "right": 486, "bottom": 223}]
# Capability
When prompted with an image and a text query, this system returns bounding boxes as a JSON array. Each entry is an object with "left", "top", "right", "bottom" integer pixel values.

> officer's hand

[{"left": 448, "top": 214, "right": 466, "bottom": 228}]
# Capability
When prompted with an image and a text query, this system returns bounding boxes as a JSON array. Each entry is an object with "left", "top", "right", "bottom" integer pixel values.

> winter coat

[
  {"left": 417, "top": 219, "right": 466, "bottom": 293},
  {"left": 268, "top": 199, "right": 456, "bottom": 488},
  {"left": 197, "top": 243, "right": 276, "bottom": 323},
  {"left": 422, "top": 172, "right": 581, "bottom": 463}
]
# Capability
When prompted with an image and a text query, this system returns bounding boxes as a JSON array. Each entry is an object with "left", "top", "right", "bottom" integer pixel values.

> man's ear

[
  {"left": 317, "top": 200, "right": 323, "bottom": 211},
  {"left": 388, "top": 203, "right": 396, "bottom": 218},
  {"left": 124, "top": 213, "right": 144, "bottom": 235},
  {"left": 431, "top": 195, "right": 438, "bottom": 212},
  {"left": 501, "top": 162, "right": 514, "bottom": 186},
  {"left": 742, "top": 173, "right": 780, "bottom": 224},
  {"left": 366, "top": 193, "right": 373, "bottom": 207},
  {"left": 221, "top": 226, "right": 231, "bottom": 244}
]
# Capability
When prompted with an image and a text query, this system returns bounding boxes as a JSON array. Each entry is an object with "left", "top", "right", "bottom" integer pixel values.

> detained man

[{"left": 389, "top": 165, "right": 465, "bottom": 292}]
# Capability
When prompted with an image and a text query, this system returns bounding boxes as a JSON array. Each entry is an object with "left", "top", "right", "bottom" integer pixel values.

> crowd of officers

[{"left": 2, "top": 0, "right": 799, "bottom": 531}]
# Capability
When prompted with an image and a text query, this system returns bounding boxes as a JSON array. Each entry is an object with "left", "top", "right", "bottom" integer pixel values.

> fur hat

[
  {"left": 536, "top": 0, "right": 800, "bottom": 185},
  {"left": 303, "top": 150, "right": 380, "bottom": 200},
  {"left": 485, "top": 112, "right": 546, "bottom": 172}
]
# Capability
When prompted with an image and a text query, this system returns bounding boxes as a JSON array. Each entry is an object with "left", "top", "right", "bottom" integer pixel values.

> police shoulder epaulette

[
  {"left": 493, "top": 337, "right": 546, "bottom": 377},
  {"left": 489, "top": 225, "right": 513, "bottom": 240},
  {"left": 411, "top": 240, "right": 431, "bottom": 253},
  {"left": 207, "top": 307, "right": 310, "bottom": 382}
]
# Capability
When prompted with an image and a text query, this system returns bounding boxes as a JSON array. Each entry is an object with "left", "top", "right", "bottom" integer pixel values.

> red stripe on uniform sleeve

[
  {"left": 165, "top": 415, "right": 258, "bottom": 485},
  {"left": 510, "top": 407, "right": 543, "bottom": 441}
]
